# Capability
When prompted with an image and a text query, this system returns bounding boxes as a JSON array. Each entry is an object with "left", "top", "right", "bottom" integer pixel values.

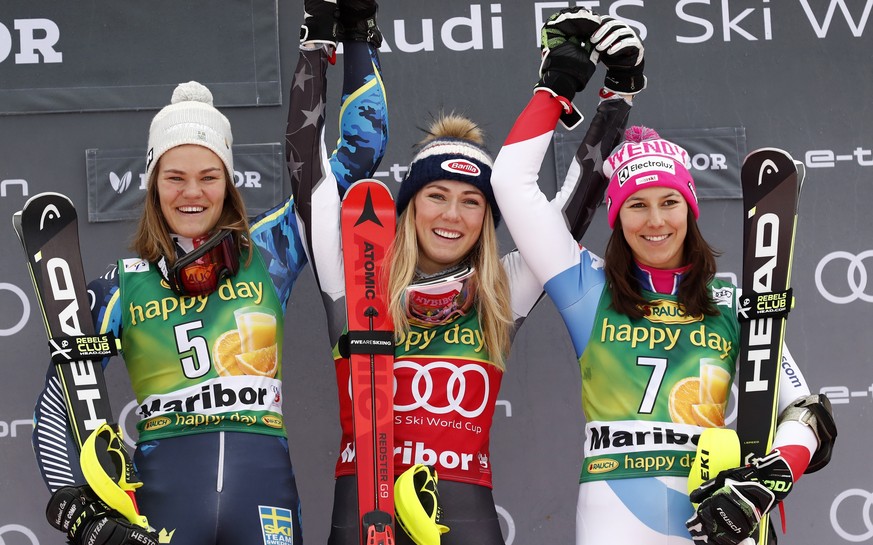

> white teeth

[
  {"left": 179, "top": 206, "right": 204, "bottom": 213},
  {"left": 645, "top": 234, "right": 669, "bottom": 242},
  {"left": 434, "top": 229, "right": 461, "bottom": 239}
]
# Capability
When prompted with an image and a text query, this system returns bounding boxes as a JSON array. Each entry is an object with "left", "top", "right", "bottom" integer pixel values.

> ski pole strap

[
  {"left": 49, "top": 333, "right": 119, "bottom": 365},
  {"left": 339, "top": 331, "right": 395, "bottom": 357},
  {"left": 737, "top": 288, "right": 793, "bottom": 322}
]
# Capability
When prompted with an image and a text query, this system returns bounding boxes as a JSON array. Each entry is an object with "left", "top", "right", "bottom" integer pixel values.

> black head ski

[
  {"left": 735, "top": 149, "right": 804, "bottom": 544},
  {"left": 14, "top": 192, "right": 149, "bottom": 529}
]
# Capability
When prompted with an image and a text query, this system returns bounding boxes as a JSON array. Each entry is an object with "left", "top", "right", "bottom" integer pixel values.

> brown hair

[{"left": 604, "top": 209, "right": 720, "bottom": 319}]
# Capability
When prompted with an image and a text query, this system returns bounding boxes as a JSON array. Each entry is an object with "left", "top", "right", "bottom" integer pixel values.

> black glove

[
  {"left": 590, "top": 16, "right": 645, "bottom": 94},
  {"left": 338, "top": 0, "right": 382, "bottom": 46},
  {"left": 537, "top": 7, "right": 600, "bottom": 101},
  {"left": 686, "top": 452, "right": 794, "bottom": 545},
  {"left": 300, "top": 0, "right": 339, "bottom": 47},
  {"left": 47, "top": 486, "right": 159, "bottom": 545}
]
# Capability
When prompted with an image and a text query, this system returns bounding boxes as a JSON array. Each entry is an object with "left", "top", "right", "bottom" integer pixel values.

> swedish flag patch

[{"left": 259, "top": 505, "right": 294, "bottom": 545}]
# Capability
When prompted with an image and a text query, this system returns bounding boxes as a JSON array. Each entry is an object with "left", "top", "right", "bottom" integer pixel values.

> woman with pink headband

[{"left": 491, "top": 6, "right": 835, "bottom": 544}]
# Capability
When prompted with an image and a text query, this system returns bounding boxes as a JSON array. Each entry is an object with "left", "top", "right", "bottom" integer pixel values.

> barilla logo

[
  {"left": 441, "top": 159, "right": 480, "bottom": 177},
  {"left": 587, "top": 458, "right": 619, "bottom": 474}
]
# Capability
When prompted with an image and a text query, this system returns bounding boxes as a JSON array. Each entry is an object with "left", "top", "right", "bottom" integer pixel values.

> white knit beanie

[{"left": 145, "top": 81, "right": 234, "bottom": 179}]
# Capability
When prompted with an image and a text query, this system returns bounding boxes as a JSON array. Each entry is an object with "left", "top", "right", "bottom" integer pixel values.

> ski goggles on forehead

[
  {"left": 158, "top": 229, "right": 240, "bottom": 297},
  {"left": 406, "top": 265, "right": 477, "bottom": 327}
]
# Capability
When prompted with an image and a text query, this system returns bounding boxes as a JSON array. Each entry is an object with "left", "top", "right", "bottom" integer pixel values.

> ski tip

[
  {"left": 743, "top": 147, "right": 794, "bottom": 162},
  {"left": 794, "top": 160, "right": 807, "bottom": 188},
  {"left": 23, "top": 191, "right": 74, "bottom": 209},
  {"left": 342, "top": 179, "right": 396, "bottom": 213},
  {"left": 12, "top": 211, "right": 23, "bottom": 239},
  {"left": 344, "top": 178, "right": 392, "bottom": 199}
]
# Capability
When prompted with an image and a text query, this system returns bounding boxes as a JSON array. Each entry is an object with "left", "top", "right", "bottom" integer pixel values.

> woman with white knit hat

[
  {"left": 31, "top": 1, "right": 388, "bottom": 543},
  {"left": 491, "top": 6, "right": 835, "bottom": 545}
]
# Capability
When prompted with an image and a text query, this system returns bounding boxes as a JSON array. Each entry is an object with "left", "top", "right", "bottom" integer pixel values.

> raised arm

[
  {"left": 285, "top": 2, "right": 388, "bottom": 345},
  {"left": 494, "top": 8, "right": 641, "bottom": 286}
]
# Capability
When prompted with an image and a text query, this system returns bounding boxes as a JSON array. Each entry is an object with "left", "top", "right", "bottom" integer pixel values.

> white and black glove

[
  {"left": 590, "top": 16, "right": 645, "bottom": 95},
  {"left": 536, "top": 7, "right": 601, "bottom": 128},
  {"left": 686, "top": 452, "right": 794, "bottom": 545},
  {"left": 46, "top": 485, "right": 159, "bottom": 545}
]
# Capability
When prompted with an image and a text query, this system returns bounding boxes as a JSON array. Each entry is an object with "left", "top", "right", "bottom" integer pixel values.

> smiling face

[
  {"left": 618, "top": 186, "right": 688, "bottom": 269},
  {"left": 156, "top": 144, "right": 227, "bottom": 239},
  {"left": 412, "top": 180, "right": 486, "bottom": 275}
]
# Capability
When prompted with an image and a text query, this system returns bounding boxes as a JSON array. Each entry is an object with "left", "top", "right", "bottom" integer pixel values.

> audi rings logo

[
  {"left": 393, "top": 360, "right": 490, "bottom": 418},
  {"left": 496, "top": 505, "right": 516, "bottom": 545},
  {"left": 0, "top": 283, "right": 30, "bottom": 337},
  {"left": 816, "top": 250, "right": 873, "bottom": 304},
  {"left": 120, "top": 398, "right": 141, "bottom": 449},
  {"left": 830, "top": 489, "right": 873, "bottom": 542},
  {"left": 0, "top": 524, "right": 39, "bottom": 544}
]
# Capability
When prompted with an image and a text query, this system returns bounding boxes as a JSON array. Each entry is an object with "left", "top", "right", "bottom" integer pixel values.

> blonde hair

[
  {"left": 387, "top": 113, "right": 513, "bottom": 369},
  {"left": 131, "top": 162, "right": 252, "bottom": 267}
]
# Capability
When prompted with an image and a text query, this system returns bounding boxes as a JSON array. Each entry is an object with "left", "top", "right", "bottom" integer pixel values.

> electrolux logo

[{"left": 0, "top": 18, "right": 63, "bottom": 64}]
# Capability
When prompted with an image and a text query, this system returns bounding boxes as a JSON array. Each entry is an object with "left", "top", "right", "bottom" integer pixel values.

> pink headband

[{"left": 602, "top": 126, "right": 699, "bottom": 229}]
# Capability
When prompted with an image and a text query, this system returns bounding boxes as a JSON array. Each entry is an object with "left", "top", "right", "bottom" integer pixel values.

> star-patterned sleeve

[{"left": 286, "top": 43, "right": 387, "bottom": 288}]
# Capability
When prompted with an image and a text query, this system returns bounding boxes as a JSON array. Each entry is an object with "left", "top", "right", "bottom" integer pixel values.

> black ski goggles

[{"left": 158, "top": 229, "right": 240, "bottom": 297}]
